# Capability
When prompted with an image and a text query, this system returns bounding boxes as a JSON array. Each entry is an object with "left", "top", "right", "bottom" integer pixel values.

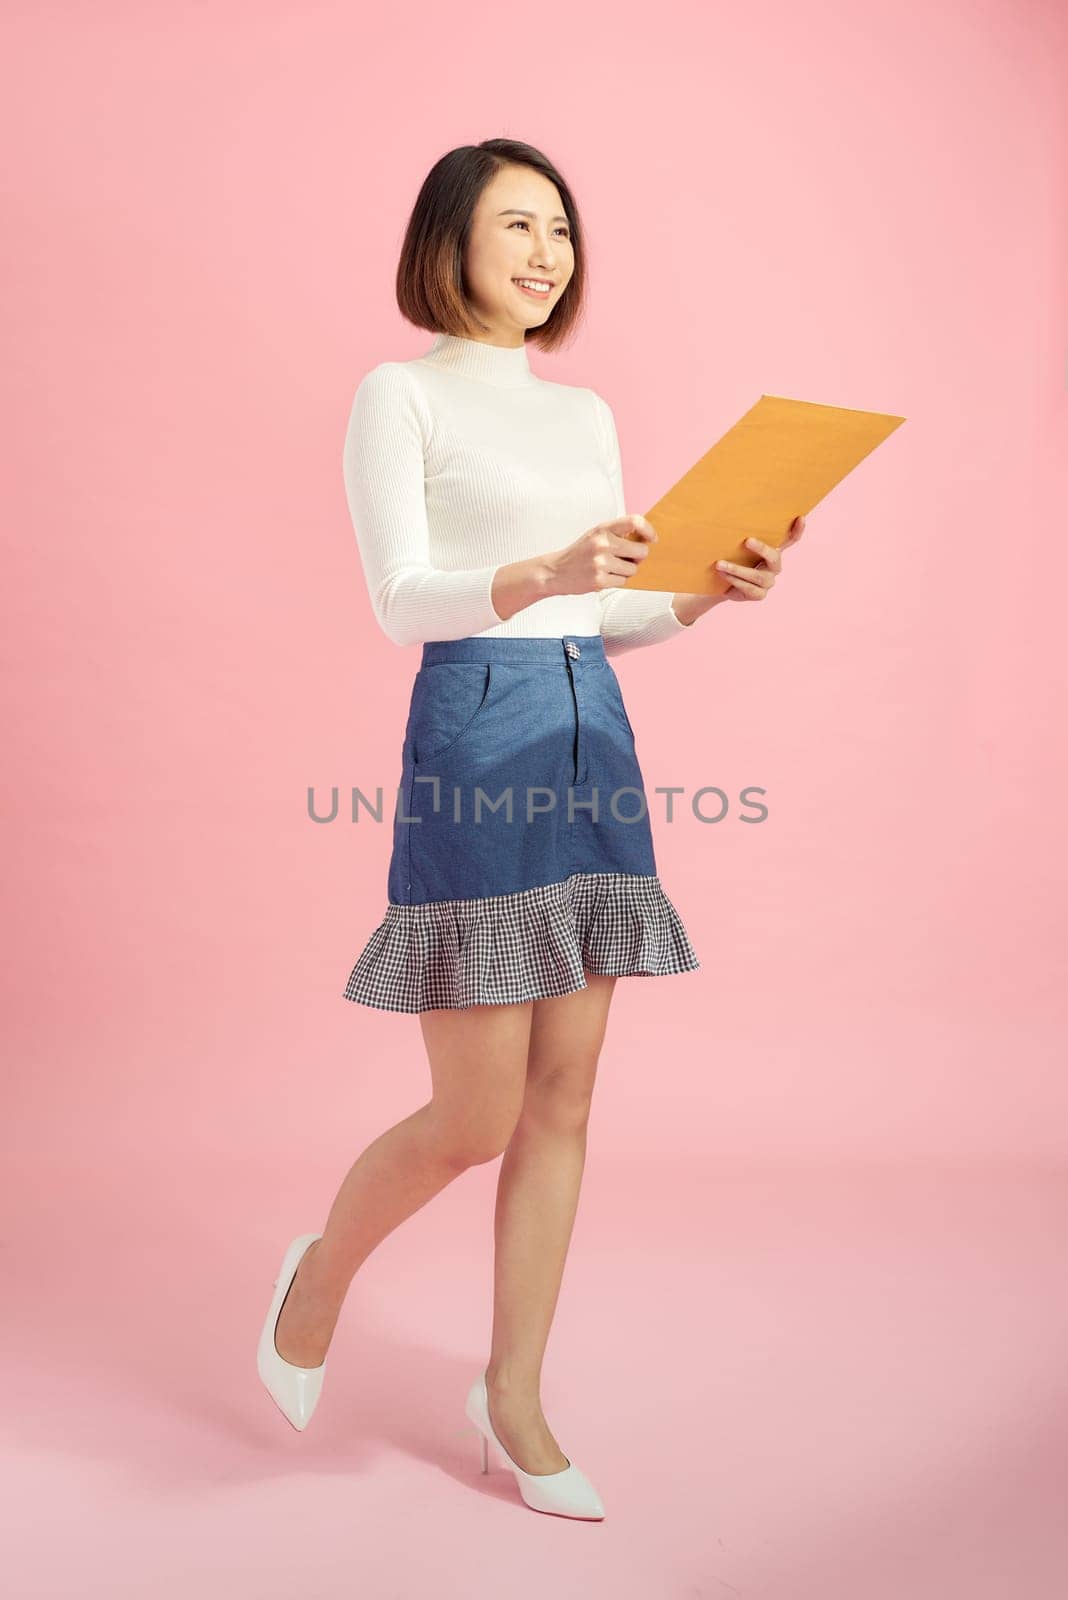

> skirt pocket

[
  {"left": 411, "top": 661, "right": 495, "bottom": 766},
  {"left": 604, "top": 667, "right": 637, "bottom": 743}
]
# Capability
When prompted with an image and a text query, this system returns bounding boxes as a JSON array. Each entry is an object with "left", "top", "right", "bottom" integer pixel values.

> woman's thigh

[
  {"left": 417, "top": 973, "right": 618, "bottom": 1155},
  {"left": 419, "top": 1000, "right": 533, "bottom": 1162}
]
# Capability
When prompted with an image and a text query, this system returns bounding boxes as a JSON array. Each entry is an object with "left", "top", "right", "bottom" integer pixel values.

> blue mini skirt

[{"left": 342, "top": 634, "right": 700, "bottom": 1012}]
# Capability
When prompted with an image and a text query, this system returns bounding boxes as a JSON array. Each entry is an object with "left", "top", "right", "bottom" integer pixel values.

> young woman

[{"left": 257, "top": 137, "right": 803, "bottom": 1520}]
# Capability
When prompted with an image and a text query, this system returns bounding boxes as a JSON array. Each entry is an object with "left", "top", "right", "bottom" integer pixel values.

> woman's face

[{"left": 462, "top": 164, "right": 575, "bottom": 345}]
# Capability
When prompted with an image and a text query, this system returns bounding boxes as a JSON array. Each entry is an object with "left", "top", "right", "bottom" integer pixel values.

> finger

[
  {"left": 607, "top": 532, "right": 653, "bottom": 565},
  {"left": 723, "top": 572, "right": 770, "bottom": 599},
  {"left": 744, "top": 536, "right": 782, "bottom": 572},
  {"left": 607, "top": 515, "right": 657, "bottom": 544},
  {"left": 717, "top": 558, "right": 773, "bottom": 588},
  {"left": 604, "top": 553, "right": 648, "bottom": 581}
]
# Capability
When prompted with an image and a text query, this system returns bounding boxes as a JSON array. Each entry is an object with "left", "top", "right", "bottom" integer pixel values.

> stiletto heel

[
  {"left": 256, "top": 1232, "right": 326, "bottom": 1431},
  {"left": 464, "top": 1370, "right": 606, "bottom": 1519}
]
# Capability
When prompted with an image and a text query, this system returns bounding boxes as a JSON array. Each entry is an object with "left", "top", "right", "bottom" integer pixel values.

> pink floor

[{"left": 9, "top": 1152, "right": 1066, "bottom": 1598}]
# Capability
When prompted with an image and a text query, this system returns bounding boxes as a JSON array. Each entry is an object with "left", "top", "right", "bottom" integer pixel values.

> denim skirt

[{"left": 342, "top": 634, "right": 700, "bottom": 1013}]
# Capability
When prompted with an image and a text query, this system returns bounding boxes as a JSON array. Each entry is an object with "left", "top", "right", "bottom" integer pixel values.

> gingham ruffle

[{"left": 342, "top": 871, "right": 700, "bottom": 1014}]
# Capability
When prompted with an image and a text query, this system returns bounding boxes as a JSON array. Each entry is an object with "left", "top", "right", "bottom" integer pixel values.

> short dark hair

[{"left": 395, "top": 138, "right": 587, "bottom": 353}]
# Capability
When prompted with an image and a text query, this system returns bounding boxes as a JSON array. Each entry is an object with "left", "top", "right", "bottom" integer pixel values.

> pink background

[{"left": 5, "top": 2, "right": 1067, "bottom": 1595}]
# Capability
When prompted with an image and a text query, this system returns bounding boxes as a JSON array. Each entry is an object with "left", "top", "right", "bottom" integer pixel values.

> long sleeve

[
  {"left": 591, "top": 391, "right": 691, "bottom": 658},
  {"left": 342, "top": 363, "right": 505, "bottom": 647}
]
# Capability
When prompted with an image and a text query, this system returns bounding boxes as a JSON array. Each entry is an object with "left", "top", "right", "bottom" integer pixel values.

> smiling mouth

[{"left": 512, "top": 279, "right": 554, "bottom": 296}]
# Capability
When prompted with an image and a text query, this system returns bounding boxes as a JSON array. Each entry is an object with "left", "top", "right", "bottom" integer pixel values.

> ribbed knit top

[{"left": 341, "top": 331, "right": 690, "bottom": 656}]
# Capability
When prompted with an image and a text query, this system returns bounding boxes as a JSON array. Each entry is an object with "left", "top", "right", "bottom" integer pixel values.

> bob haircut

[{"left": 395, "top": 137, "right": 587, "bottom": 354}]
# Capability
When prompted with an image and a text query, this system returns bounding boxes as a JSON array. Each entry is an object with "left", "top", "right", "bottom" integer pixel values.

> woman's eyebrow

[{"left": 497, "top": 208, "right": 569, "bottom": 225}]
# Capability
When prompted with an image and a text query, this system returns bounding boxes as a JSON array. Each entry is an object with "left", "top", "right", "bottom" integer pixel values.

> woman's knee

[
  {"left": 424, "top": 1096, "right": 523, "bottom": 1168},
  {"left": 522, "top": 1061, "right": 598, "bottom": 1133}
]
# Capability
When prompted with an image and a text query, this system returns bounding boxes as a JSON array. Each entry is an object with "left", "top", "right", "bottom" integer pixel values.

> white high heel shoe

[
  {"left": 256, "top": 1233, "right": 326, "bottom": 1430},
  {"left": 464, "top": 1371, "right": 606, "bottom": 1520}
]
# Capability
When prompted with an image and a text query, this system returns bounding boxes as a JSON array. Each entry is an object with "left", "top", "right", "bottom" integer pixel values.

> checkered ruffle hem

[{"left": 342, "top": 870, "right": 700, "bottom": 1014}]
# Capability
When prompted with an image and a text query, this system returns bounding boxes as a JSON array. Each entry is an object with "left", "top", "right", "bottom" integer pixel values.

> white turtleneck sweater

[{"left": 341, "top": 331, "right": 690, "bottom": 656}]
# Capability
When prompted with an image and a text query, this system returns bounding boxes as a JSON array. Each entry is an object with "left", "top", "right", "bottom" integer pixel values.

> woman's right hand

[{"left": 545, "top": 516, "right": 659, "bottom": 597}]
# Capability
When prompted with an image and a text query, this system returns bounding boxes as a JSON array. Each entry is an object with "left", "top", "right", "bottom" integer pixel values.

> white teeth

[{"left": 514, "top": 279, "right": 551, "bottom": 294}]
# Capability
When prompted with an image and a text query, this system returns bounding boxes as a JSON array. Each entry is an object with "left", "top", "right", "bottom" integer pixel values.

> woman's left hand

[
  {"left": 669, "top": 515, "right": 806, "bottom": 625},
  {"left": 715, "top": 514, "right": 805, "bottom": 603}
]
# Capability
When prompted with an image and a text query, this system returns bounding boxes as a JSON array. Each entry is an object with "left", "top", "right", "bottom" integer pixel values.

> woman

[{"left": 257, "top": 137, "right": 803, "bottom": 1520}]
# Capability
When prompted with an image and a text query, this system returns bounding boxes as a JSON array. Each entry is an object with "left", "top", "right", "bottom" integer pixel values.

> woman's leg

[
  {"left": 484, "top": 972, "right": 617, "bottom": 1474},
  {"left": 273, "top": 999, "right": 533, "bottom": 1366}
]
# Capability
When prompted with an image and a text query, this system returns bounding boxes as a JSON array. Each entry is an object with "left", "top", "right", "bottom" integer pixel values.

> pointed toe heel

[
  {"left": 464, "top": 1371, "right": 606, "bottom": 1520},
  {"left": 256, "top": 1232, "right": 326, "bottom": 1431}
]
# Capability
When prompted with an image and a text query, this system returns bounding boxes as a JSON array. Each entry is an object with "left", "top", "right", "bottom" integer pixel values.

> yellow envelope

[{"left": 621, "top": 394, "right": 906, "bottom": 595}]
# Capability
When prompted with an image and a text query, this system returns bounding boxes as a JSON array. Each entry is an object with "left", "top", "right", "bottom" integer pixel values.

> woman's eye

[{"left": 509, "top": 220, "right": 570, "bottom": 239}]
